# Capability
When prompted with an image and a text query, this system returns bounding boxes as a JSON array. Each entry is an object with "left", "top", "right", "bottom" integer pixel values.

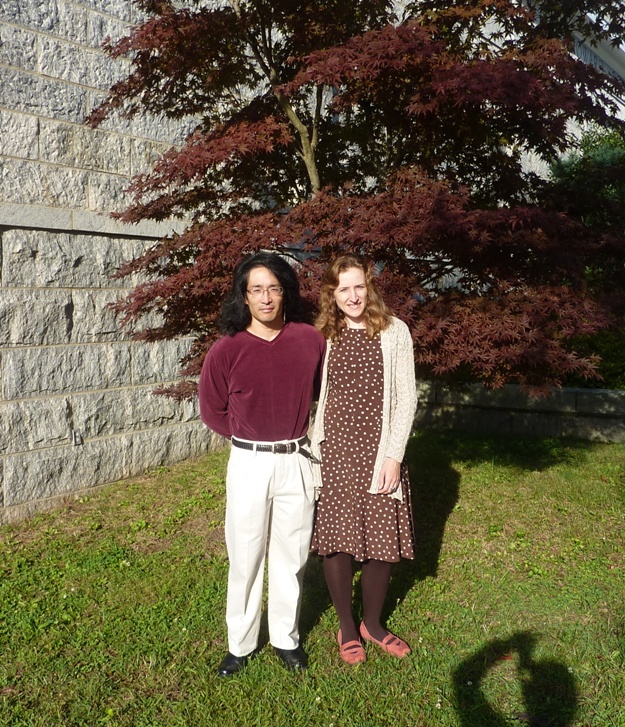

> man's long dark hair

[{"left": 219, "top": 252, "right": 307, "bottom": 335}]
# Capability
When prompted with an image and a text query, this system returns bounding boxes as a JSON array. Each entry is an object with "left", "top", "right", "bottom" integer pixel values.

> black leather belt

[{"left": 231, "top": 436, "right": 308, "bottom": 454}]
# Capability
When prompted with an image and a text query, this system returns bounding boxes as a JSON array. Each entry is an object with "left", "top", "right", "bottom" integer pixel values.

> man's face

[{"left": 244, "top": 266, "right": 285, "bottom": 327}]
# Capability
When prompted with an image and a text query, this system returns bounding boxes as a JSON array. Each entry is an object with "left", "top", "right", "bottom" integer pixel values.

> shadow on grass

[
  {"left": 427, "top": 429, "right": 600, "bottom": 472},
  {"left": 399, "top": 428, "right": 601, "bottom": 572},
  {"left": 299, "top": 430, "right": 604, "bottom": 644},
  {"left": 404, "top": 432, "right": 461, "bottom": 580},
  {"left": 300, "top": 431, "right": 462, "bottom": 639},
  {"left": 381, "top": 431, "right": 462, "bottom": 619},
  {"left": 385, "top": 430, "right": 604, "bottom": 626},
  {"left": 299, "top": 554, "right": 333, "bottom": 642},
  {"left": 453, "top": 631, "right": 578, "bottom": 727}
]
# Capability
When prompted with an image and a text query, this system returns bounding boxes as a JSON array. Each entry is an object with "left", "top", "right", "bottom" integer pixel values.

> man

[{"left": 199, "top": 251, "right": 326, "bottom": 677}]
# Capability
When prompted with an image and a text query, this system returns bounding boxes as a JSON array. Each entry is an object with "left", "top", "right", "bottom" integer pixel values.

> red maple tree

[{"left": 88, "top": 0, "right": 625, "bottom": 396}]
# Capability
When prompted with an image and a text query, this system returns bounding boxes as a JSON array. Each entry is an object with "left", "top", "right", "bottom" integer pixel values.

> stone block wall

[
  {"left": 415, "top": 383, "right": 625, "bottom": 443},
  {"left": 1, "top": 1, "right": 218, "bottom": 523}
]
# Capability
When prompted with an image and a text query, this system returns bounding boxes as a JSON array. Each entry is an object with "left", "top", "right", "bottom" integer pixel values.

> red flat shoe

[
  {"left": 359, "top": 622, "right": 411, "bottom": 658},
  {"left": 337, "top": 630, "right": 366, "bottom": 665}
]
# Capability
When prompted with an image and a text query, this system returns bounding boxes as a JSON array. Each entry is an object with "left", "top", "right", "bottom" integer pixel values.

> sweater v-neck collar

[{"left": 243, "top": 322, "right": 288, "bottom": 344}]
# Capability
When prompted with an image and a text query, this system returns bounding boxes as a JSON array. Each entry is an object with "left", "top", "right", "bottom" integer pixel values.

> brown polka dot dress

[{"left": 311, "top": 328, "right": 415, "bottom": 563}]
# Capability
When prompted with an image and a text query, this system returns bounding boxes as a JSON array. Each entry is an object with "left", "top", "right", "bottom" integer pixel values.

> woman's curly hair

[{"left": 316, "top": 255, "right": 392, "bottom": 342}]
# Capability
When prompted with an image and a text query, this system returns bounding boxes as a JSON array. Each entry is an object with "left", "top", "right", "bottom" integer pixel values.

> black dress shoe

[
  {"left": 273, "top": 645, "right": 308, "bottom": 671},
  {"left": 217, "top": 651, "right": 250, "bottom": 677}
]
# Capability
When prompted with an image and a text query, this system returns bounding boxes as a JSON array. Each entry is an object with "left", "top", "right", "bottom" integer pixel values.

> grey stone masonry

[
  {"left": 0, "top": 224, "right": 221, "bottom": 523},
  {"left": 415, "top": 383, "right": 625, "bottom": 443},
  {"left": 0, "top": 2, "right": 217, "bottom": 523}
]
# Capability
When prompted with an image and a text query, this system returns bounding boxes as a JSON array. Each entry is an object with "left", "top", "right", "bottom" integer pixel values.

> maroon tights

[{"left": 323, "top": 552, "right": 392, "bottom": 644}]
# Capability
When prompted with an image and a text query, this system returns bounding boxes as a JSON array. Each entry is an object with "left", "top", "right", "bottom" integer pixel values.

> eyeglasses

[{"left": 246, "top": 285, "right": 284, "bottom": 299}]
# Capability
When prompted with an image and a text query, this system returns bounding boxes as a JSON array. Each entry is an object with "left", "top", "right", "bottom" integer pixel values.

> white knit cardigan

[{"left": 310, "top": 316, "right": 418, "bottom": 502}]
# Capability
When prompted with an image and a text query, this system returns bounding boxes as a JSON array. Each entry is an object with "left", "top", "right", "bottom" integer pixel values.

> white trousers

[{"left": 224, "top": 444, "right": 315, "bottom": 656}]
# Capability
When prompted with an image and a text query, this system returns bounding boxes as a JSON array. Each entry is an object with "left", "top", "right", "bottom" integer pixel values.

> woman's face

[{"left": 333, "top": 267, "right": 368, "bottom": 327}]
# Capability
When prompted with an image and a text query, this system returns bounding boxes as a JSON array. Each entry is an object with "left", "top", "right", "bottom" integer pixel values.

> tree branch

[{"left": 227, "top": 0, "right": 321, "bottom": 195}]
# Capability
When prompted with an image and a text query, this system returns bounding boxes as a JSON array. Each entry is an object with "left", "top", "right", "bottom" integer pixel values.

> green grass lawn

[{"left": 1, "top": 431, "right": 624, "bottom": 727}]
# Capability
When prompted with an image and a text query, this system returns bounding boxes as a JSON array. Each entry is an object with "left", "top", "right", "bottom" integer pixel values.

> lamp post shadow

[{"left": 453, "top": 632, "right": 579, "bottom": 727}]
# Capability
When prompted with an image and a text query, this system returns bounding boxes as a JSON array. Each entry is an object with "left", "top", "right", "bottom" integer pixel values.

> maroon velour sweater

[{"left": 198, "top": 322, "right": 326, "bottom": 441}]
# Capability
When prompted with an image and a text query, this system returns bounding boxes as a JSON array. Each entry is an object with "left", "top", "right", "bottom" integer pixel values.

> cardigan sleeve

[{"left": 384, "top": 319, "right": 418, "bottom": 463}]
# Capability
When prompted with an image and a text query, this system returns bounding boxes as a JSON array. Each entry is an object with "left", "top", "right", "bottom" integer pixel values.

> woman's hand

[{"left": 378, "top": 457, "right": 401, "bottom": 495}]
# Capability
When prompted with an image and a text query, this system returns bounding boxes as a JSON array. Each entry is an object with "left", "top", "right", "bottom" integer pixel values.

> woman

[{"left": 311, "top": 254, "right": 418, "bottom": 665}]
